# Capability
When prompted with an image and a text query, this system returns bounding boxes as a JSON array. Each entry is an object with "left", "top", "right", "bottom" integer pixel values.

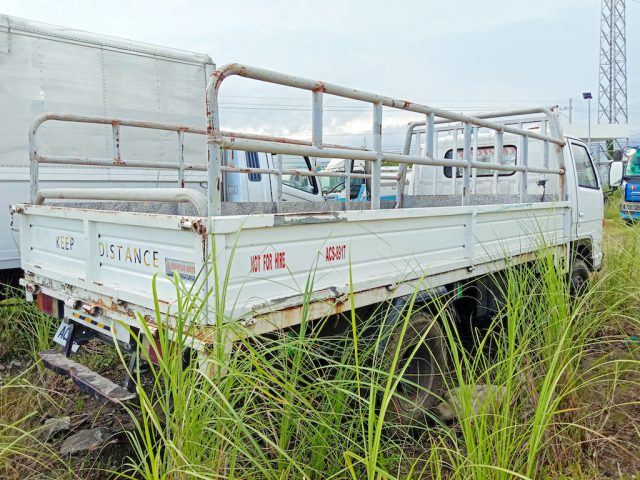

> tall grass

[
  {"left": 112, "top": 221, "right": 640, "bottom": 479},
  {"left": 2, "top": 216, "right": 638, "bottom": 479},
  {"left": 0, "top": 287, "right": 57, "bottom": 363},
  {"left": 0, "top": 288, "right": 74, "bottom": 478},
  {"left": 0, "top": 364, "right": 75, "bottom": 478}
]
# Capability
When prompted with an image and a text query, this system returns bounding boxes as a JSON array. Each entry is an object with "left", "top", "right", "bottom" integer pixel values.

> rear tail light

[{"left": 36, "top": 293, "right": 63, "bottom": 319}]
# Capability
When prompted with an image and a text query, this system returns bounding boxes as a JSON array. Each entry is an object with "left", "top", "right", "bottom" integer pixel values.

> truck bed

[{"left": 18, "top": 201, "right": 570, "bottom": 339}]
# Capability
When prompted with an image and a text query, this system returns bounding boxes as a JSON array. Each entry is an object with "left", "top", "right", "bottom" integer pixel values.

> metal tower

[{"left": 598, "top": 0, "right": 628, "bottom": 124}]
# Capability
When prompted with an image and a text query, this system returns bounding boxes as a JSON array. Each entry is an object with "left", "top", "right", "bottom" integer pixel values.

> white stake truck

[{"left": 14, "top": 64, "right": 623, "bottom": 420}]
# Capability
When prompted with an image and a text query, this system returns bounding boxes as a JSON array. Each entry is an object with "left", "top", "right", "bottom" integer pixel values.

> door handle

[{"left": 578, "top": 212, "right": 585, "bottom": 217}]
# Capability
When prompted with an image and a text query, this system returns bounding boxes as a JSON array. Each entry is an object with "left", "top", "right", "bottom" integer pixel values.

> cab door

[{"left": 570, "top": 141, "right": 604, "bottom": 262}]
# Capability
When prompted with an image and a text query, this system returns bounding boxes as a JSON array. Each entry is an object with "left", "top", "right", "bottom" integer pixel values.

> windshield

[
  {"left": 319, "top": 175, "right": 345, "bottom": 194},
  {"left": 625, "top": 150, "right": 640, "bottom": 177}
]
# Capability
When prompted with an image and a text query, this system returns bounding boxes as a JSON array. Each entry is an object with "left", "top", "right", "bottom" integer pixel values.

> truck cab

[
  {"left": 223, "top": 152, "right": 323, "bottom": 203},
  {"left": 407, "top": 131, "right": 609, "bottom": 271}
]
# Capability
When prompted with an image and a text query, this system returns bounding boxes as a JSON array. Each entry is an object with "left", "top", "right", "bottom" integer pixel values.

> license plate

[
  {"left": 63, "top": 306, "right": 131, "bottom": 345},
  {"left": 53, "top": 322, "right": 79, "bottom": 353}
]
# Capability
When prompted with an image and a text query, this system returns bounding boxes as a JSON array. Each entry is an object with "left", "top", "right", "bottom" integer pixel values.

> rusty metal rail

[
  {"left": 28, "top": 112, "right": 398, "bottom": 210},
  {"left": 28, "top": 113, "right": 207, "bottom": 205},
  {"left": 28, "top": 64, "right": 568, "bottom": 217},
  {"left": 206, "top": 63, "right": 567, "bottom": 216},
  {"left": 33, "top": 188, "right": 209, "bottom": 216}
]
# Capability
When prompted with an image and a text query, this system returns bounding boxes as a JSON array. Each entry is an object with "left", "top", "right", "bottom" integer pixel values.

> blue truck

[{"left": 621, "top": 147, "right": 640, "bottom": 221}]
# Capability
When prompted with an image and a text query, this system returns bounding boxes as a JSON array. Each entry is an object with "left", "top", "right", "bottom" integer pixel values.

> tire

[
  {"left": 569, "top": 258, "right": 590, "bottom": 297},
  {"left": 384, "top": 311, "right": 448, "bottom": 427}
]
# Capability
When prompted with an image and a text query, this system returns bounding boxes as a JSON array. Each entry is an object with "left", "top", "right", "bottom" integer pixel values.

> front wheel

[{"left": 569, "top": 258, "right": 590, "bottom": 297}]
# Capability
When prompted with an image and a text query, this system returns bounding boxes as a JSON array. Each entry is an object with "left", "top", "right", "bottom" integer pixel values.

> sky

[{"left": 3, "top": 0, "right": 639, "bottom": 150}]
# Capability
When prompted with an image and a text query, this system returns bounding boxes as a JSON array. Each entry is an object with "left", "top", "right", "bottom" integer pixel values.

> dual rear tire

[
  {"left": 381, "top": 257, "right": 590, "bottom": 428},
  {"left": 384, "top": 311, "right": 448, "bottom": 427}
]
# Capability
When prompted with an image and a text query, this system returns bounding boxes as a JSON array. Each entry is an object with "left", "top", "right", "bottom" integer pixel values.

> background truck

[
  {"left": 320, "top": 158, "right": 400, "bottom": 201},
  {"left": 620, "top": 146, "right": 640, "bottom": 220},
  {"left": 0, "top": 14, "right": 215, "bottom": 272},
  {"left": 14, "top": 63, "right": 623, "bottom": 422}
]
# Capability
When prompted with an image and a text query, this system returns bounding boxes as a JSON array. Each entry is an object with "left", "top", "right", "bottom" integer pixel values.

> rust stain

[
  {"left": 191, "top": 219, "right": 207, "bottom": 235},
  {"left": 201, "top": 233, "right": 207, "bottom": 261},
  {"left": 221, "top": 131, "right": 368, "bottom": 151},
  {"left": 206, "top": 115, "right": 213, "bottom": 134},
  {"left": 211, "top": 63, "right": 243, "bottom": 90},
  {"left": 390, "top": 100, "right": 412, "bottom": 110},
  {"left": 111, "top": 120, "right": 123, "bottom": 165},
  {"left": 312, "top": 82, "right": 327, "bottom": 93}
]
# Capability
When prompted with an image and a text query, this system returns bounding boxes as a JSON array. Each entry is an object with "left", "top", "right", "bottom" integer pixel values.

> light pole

[{"left": 582, "top": 91, "right": 592, "bottom": 152}]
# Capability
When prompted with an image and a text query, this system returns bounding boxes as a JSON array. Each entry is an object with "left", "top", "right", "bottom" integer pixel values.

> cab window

[
  {"left": 625, "top": 151, "right": 640, "bottom": 177},
  {"left": 280, "top": 155, "right": 318, "bottom": 194},
  {"left": 444, "top": 145, "right": 517, "bottom": 178},
  {"left": 246, "top": 152, "right": 261, "bottom": 182},
  {"left": 572, "top": 144, "right": 598, "bottom": 189}
]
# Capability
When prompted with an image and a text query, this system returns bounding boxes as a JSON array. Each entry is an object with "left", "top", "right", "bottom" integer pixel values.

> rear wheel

[{"left": 384, "top": 311, "right": 448, "bottom": 427}]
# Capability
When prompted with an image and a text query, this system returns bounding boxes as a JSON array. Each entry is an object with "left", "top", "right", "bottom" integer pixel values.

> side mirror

[{"left": 609, "top": 161, "right": 624, "bottom": 188}]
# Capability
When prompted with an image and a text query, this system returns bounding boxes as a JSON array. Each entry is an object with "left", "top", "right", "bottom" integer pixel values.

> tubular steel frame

[
  {"left": 28, "top": 63, "right": 568, "bottom": 217},
  {"left": 206, "top": 63, "right": 566, "bottom": 216},
  {"left": 28, "top": 113, "right": 394, "bottom": 210}
]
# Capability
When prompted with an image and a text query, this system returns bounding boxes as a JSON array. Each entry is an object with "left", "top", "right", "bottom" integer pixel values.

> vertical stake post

[
  {"left": 520, "top": 135, "right": 529, "bottom": 203},
  {"left": 462, "top": 123, "right": 472, "bottom": 206},
  {"left": 371, "top": 102, "right": 382, "bottom": 209},
  {"left": 311, "top": 91, "right": 323, "bottom": 169}
]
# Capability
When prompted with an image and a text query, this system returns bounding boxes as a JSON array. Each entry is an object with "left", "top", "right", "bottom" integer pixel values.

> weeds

[
  {"left": 0, "top": 364, "right": 74, "bottom": 479},
  {"left": 0, "top": 286, "right": 56, "bottom": 363}
]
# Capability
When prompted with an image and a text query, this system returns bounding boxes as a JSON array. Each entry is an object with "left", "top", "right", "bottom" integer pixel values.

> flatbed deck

[{"left": 18, "top": 198, "right": 570, "bottom": 341}]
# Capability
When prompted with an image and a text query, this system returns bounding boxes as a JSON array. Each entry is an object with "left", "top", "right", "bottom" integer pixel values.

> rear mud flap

[{"left": 38, "top": 349, "right": 136, "bottom": 403}]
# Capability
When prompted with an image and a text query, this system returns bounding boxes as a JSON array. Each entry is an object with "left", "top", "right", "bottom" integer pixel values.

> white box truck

[{"left": 0, "top": 14, "right": 216, "bottom": 270}]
